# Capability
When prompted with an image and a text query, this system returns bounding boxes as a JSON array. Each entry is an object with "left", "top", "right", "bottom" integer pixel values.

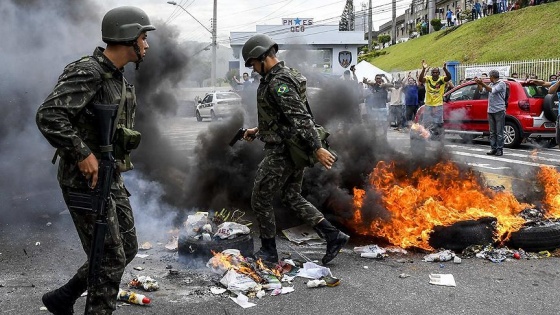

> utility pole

[
  {"left": 211, "top": 0, "right": 217, "bottom": 88},
  {"left": 368, "top": 0, "right": 372, "bottom": 51},
  {"left": 391, "top": 0, "right": 396, "bottom": 45},
  {"left": 428, "top": 0, "right": 435, "bottom": 34}
]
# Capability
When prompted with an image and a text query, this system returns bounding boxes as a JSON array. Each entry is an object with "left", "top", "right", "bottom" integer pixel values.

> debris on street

[
  {"left": 129, "top": 276, "right": 160, "bottom": 292},
  {"left": 282, "top": 224, "right": 323, "bottom": 245},
  {"left": 117, "top": 289, "right": 151, "bottom": 305},
  {"left": 429, "top": 274, "right": 456, "bottom": 287},
  {"left": 423, "top": 250, "right": 455, "bottom": 262},
  {"left": 353, "top": 244, "right": 387, "bottom": 259}
]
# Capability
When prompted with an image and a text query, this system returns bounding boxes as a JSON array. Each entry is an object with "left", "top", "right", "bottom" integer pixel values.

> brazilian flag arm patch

[{"left": 276, "top": 83, "right": 289, "bottom": 96}]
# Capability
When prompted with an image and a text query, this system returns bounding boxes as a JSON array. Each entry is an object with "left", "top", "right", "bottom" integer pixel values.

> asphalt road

[{"left": 2, "top": 116, "right": 560, "bottom": 315}]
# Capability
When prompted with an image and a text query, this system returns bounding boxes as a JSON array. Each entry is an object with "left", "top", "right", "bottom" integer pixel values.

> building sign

[
  {"left": 338, "top": 51, "right": 352, "bottom": 68},
  {"left": 282, "top": 18, "right": 313, "bottom": 32}
]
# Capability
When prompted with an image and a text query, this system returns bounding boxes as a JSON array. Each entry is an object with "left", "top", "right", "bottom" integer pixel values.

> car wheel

[
  {"left": 211, "top": 110, "right": 217, "bottom": 121},
  {"left": 503, "top": 121, "right": 522, "bottom": 148},
  {"left": 507, "top": 221, "right": 560, "bottom": 252},
  {"left": 543, "top": 93, "right": 558, "bottom": 122},
  {"left": 195, "top": 110, "right": 202, "bottom": 122}
]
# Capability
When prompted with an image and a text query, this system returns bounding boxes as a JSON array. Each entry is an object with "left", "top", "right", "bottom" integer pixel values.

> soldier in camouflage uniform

[
  {"left": 36, "top": 6, "right": 155, "bottom": 315},
  {"left": 241, "top": 34, "right": 349, "bottom": 265}
]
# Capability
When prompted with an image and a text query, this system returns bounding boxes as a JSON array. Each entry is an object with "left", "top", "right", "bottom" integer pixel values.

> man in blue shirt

[{"left": 475, "top": 70, "right": 507, "bottom": 156}]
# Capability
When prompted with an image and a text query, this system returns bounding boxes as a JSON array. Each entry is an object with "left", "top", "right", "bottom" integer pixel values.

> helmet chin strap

[{"left": 132, "top": 41, "right": 143, "bottom": 70}]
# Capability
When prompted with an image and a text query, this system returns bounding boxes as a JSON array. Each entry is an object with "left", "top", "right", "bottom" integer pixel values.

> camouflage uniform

[
  {"left": 252, "top": 61, "right": 325, "bottom": 238},
  {"left": 36, "top": 47, "right": 138, "bottom": 314}
]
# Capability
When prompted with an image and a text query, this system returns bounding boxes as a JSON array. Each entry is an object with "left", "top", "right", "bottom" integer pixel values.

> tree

[
  {"left": 339, "top": 0, "right": 355, "bottom": 31},
  {"left": 377, "top": 34, "right": 391, "bottom": 47},
  {"left": 430, "top": 18, "right": 443, "bottom": 31}
]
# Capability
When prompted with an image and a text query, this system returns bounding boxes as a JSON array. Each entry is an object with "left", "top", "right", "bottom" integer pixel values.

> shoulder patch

[{"left": 276, "top": 83, "right": 289, "bottom": 96}]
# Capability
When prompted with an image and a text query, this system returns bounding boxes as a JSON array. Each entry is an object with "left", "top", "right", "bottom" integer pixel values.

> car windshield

[
  {"left": 216, "top": 92, "right": 240, "bottom": 100},
  {"left": 522, "top": 84, "right": 548, "bottom": 98}
]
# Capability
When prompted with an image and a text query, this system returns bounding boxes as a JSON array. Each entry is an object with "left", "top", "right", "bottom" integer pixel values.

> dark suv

[{"left": 414, "top": 79, "right": 555, "bottom": 148}]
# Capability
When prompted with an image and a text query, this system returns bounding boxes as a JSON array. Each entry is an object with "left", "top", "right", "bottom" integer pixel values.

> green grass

[{"left": 363, "top": 2, "right": 560, "bottom": 72}]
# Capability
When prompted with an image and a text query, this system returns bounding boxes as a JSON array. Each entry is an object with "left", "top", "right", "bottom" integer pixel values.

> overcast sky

[{"left": 102, "top": 0, "right": 411, "bottom": 46}]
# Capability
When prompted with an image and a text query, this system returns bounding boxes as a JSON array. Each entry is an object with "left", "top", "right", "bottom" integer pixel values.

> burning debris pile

[
  {"left": 206, "top": 249, "right": 339, "bottom": 308},
  {"left": 348, "top": 161, "right": 560, "bottom": 252}
]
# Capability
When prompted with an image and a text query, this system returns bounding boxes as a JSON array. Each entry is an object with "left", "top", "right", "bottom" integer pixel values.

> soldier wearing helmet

[
  {"left": 241, "top": 34, "right": 349, "bottom": 265},
  {"left": 36, "top": 6, "right": 155, "bottom": 314}
]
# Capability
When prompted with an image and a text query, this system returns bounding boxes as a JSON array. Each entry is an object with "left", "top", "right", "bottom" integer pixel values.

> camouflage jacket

[
  {"left": 36, "top": 47, "right": 136, "bottom": 189},
  {"left": 256, "top": 61, "right": 321, "bottom": 151}
]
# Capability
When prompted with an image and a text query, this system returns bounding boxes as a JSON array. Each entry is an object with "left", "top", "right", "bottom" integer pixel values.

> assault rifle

[
  {"left": 84, "top": 103, "right": 119, "bottom": 314},
  {"left": 229, "top": 128, "right": 255, "bottom": 146}
]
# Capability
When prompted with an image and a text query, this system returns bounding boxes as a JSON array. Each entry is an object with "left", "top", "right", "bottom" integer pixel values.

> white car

[{"left": 195, "top": 91, "right": 243, "bottom": 121}]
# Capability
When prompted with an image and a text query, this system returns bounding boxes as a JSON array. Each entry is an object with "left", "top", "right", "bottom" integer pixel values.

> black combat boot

[
  {"left": 42, "top": 274, "right": 86, "bottom": 315},
  {"left": 253, "top": 237, "right": 279, "bottom": 264},
  {"left": 314, "top": 219, "right": 350, "bottom": 265}
]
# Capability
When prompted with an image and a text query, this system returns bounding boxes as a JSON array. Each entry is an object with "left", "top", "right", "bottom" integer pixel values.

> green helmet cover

[
  {"left": 242, "top": 34, "right": 278, "bottom": 67},
  {"left": 102, "top": 6, "right": 156, "bottom": 44}
]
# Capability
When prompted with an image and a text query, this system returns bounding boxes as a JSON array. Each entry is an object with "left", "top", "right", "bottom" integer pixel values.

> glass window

[
  {"left": 523, "top": 85, "right": 548, "bottom": 98},
  {"left": 449, "top": 84, "right": 477, "bottom": 101},
  {"left": 202, "top": 95, "right": 213, "bottom": 103},
  {"left": 217, "top": 92, "right": 240, "bottom": 100}
]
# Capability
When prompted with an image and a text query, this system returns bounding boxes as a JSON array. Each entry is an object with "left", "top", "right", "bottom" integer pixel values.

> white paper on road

[
  {"left": 282, "top": 224, "right": 323, "bottom": 244},
  {"left": 429, "top": 274, "right": 456, "bottom": 287},
  {"left": 230, "top": 293, "right": 256, "bottom": 308}
]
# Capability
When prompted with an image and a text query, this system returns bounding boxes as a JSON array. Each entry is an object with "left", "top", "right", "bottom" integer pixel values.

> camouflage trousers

[
  {"left": 61, "top": 175, "right": 137, "bottom": 315},
  {"left": 251, "top": 149, "right": 325, "bottom": 239}
]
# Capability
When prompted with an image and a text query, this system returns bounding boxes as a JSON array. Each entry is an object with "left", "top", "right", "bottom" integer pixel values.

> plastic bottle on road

[{"left": 117, "top": 289, "right": 151, "bottom": 305}]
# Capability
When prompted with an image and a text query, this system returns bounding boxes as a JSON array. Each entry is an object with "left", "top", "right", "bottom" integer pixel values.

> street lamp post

[{"left": 167, "top": 1, "right": 217, "bottom": 88}]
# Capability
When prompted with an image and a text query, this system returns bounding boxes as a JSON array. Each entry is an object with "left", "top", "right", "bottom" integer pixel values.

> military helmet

[
  {"left": 242, "top": 34, "right": 278, "bottom": 67},
  {"left": 102, "top": 6, "right": 156, "bottom": 44}
]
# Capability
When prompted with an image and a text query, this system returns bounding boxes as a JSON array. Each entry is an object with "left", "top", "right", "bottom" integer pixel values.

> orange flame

[
  {"left": 349, "top": 161, "right": 544, "bottom": 250},
  {"left": 538, "top": 166, "right": 560, "bottom": 216}
]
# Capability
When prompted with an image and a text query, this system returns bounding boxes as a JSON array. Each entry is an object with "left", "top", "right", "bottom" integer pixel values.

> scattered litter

[
  {"left": 399, "top": 273, "right": 411, "bottom": 278},
  {"left": 429, "top": 274, "right": 456, "bottom": 287},
  {"left": 423, "top": 250, "right": 455, "bottom": 262},
  {"left": 46, "top": 222, "right": 52, "bottom": 227},
  {"left": 306, "top": 279, "right": 327, "bottom": 288},
  {"left": 214, "top": 222, "right": 250, "bottom": 239},
  {"left": 220, "top": 269, "right": 259, "bottom": 292},
  {"left": 296, "top": 262, "right": 332, "bottom": 279},
  {"left": 40, "top": 306, "right": 48, "bottom": 311},
  {"left": 35, "top": 242, "right": 40, "bottom": 246},
  {"left": 133, "top": 267, "right": 144, "bottom": 271},
  {"left": 135, "top": 254, "right": 149, "bottom": 259},
  {"left": 210, "top": 286, "right": 227, "bottom": 295},
  {"left": 139, "top": 242, "right": 152, "bottom": 250},
  {"left": 230, "top": 293, "right": 256, "bottom": 308},
  {"left": 282, "top": 224, "right": 323, "bottom": 244},
  {"left": 363, "top": 266, "right": 369, "bottom": 269},
  {"left": 353, "top": 245, "right": 387, "bottom": 259},
  {"left": 453, "top": 257, "right": 462, "bottom": 264},
  {"left": 164, "top": 236, "right": 178, "bottom": 251},
  {"left": 270, "top": 287, "right": 294, "bottom": 296},
  {"left": 117, "top": 289, "right": 150, "bottom": 305},
  {"left": 256, "top": 290, "right": 266, "bottom": 299},
  {"left": 386, "top": 247, "right": 408, "bottom": 254},
  {"left": 129, "top": 276, "right": 159, "bottom": 292},
  {"left": 321, "top": 275, "right": 341, "bottom": 287},
  {"left": 184, "top": 212, "right": 210, "bottom": 238}
]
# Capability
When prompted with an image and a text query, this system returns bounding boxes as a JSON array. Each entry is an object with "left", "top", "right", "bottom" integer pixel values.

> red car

[{"left": 414, "top": 79, "right": 555, "bottom": 148}]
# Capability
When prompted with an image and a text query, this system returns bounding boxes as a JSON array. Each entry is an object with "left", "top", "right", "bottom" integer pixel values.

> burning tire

[
  {"left": 178, "top": 234, "right": 254, "bottom": 264},
  {"left": 428, "top": 217, "right": 497, "bottom": 252},
  {"left": 507, "top": 221, "right": 560, "bottom": 252}
]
